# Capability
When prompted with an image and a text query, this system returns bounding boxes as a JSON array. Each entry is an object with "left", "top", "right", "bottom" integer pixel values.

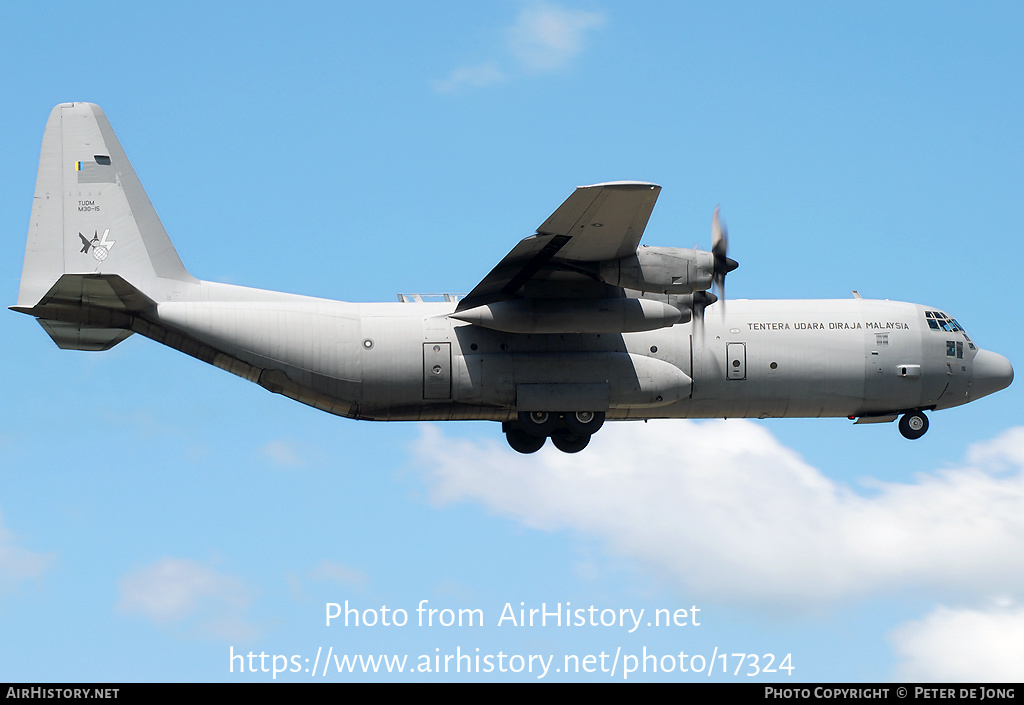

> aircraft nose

[{"left": 972, "top": 349, "right": 1014, "bottom": 400}]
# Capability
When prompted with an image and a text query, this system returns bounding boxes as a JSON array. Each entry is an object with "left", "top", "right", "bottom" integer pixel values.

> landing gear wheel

[
  {"left": 899, "top": 411, "right": 929, "bottom": 440},
  {"left": 518, "top": 411, "right": 558, "bottom": 437},
  {"left": 551, "top": 432, "right": 591, "bottom": 454},
  {"left": 505, "top": 427, "right": 546, "bottom": 454},
  {"left": 563, "top": 410, "right": 605, "bottom": 436}
]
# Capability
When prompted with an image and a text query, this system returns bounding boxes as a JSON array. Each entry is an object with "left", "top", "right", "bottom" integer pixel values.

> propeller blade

[
  {"left": 691, "top": 290, "right": 717, "bottom": 341},
  {"left": 710, "top": 206, "right": 738, "bottom": 317},
  {"left": 693, "top": 297, "right": 704, "bottom": 343},
  {"left": 715, "top": 273, "right": 726, "bottom": 317},
  {"left": 712, "top": 206, "right": 728, "bottom": 260}
]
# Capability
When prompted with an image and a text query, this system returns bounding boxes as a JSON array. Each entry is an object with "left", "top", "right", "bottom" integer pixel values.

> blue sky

[{"left": 2, "top": 1, "right": 1022, "bottom": 682}]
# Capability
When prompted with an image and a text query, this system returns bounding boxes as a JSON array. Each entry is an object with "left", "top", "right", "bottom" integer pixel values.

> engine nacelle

[{"left": 599, "top": 247, "right": 715, "bottom": 294}]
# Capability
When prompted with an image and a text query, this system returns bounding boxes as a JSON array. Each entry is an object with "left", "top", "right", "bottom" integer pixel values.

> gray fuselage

[{"left": 152, "top": 284, "right": 998, "bottom": 424}]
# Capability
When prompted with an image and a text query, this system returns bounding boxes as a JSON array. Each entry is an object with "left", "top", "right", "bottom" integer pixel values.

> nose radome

[{"left": 972, "top": 349, "right": 1014, "bottom": 400}]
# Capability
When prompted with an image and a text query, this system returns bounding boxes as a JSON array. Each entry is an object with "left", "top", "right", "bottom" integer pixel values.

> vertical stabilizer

[{"left": 16, "top": 102, "right": 195, "bottom": 309}]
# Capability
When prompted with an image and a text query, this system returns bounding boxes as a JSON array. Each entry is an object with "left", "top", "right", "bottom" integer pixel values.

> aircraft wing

[{"left": 456, "top": 182, "right": 661, "bottom": 311}]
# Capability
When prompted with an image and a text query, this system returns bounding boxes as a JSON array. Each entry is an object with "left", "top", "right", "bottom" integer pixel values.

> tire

[
  {"left": 505, "top": 427, "right": 546, "bottom": 454},
  {"left": 899, "top": 411, "right": 929, "bottom": 440},
  {"left": 518, "top": 411, "right": 558, "bottom": 437},
  {"left": 563, "top": 410, "right": 605, "bottom": 436},
  {"left": 550, "top": 432, "right": 591, "bottom": 454}
]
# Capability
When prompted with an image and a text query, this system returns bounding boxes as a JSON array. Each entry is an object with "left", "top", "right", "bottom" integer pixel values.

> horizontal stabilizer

[
  {"left": 34, "top": 273, "right": 156, "bottom": 312},
  {"left": 37, "top": 320, "right": 133, "bottom": 351},
  {"left": 10, "top": 273, "right": 155, "bottom": 351}
]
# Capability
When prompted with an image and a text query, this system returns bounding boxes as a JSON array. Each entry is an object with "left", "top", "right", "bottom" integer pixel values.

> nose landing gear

[{"left": 898, "top": 411, "right": 929, "bottom": 440}]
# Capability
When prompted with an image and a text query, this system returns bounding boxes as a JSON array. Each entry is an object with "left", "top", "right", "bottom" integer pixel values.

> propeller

[
  {"left": 711, "top": 206, "right": 739, "bottom": 313},
  {"left": 691, "top": 207, "right": 738, "bottom": 341}
]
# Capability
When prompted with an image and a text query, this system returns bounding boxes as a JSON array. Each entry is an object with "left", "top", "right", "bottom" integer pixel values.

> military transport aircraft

[{"left": 12, "top": 103, "right": 1014, "bottom": 453}]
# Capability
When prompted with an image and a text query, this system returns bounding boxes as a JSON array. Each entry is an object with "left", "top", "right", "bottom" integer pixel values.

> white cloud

[
  {"left": 413, "top": 422, "right": 1024, "bottom": 606},
  {"left": 507, "top": 4, "right": 606, "bottom": 73},
  {"left": 432, "top": 63, "right": 507, "bottom": 94},
  {"left": 309, "top": 560, "right": 370, "bottom": 590},
  {"left": 891, "top": 603, "right": 1024, "bottom": 682},
  {"left": 0, "top": 513, "right": 53, "bottom": 595},
  {"left": 261, "top": 439, "right": 304, "bottom": 468},
  {"left": 966, "top": 426, "right": 1024, "bottom": 470},
  {"left": 118, "top": 557, "right": 255, "bottom": 640},
  {"left": 432, "top": 3, "right": 606, "bottom": 93},
  {"left": 288, "top": 560, "right": 370, "bottom": 606}
]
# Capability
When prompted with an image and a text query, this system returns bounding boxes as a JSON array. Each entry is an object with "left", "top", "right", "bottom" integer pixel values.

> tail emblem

[{"left": 78, "top": 228, "right": 116, "bottom": 261}]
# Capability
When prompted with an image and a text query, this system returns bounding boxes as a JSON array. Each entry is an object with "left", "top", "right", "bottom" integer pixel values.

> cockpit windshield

[{"left": 924, "top": 310, "right": 976, "bottom": 351}]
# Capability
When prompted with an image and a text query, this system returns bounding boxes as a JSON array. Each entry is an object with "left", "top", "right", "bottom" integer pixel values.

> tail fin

[{"left": 13, "top": 103, "right": 196, "bottom": 349}]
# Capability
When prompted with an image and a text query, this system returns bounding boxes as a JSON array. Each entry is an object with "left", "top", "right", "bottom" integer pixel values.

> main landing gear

[
  {"left": 898, "top": 410, "right": 929, "bottom": 440},
  {"left": 504, "top": 411, "right": 606, "bottom": 454}
]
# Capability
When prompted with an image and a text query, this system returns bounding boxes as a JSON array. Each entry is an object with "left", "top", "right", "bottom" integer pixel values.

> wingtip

[{"left": 579, "top": 181, "right": 661, "bottom": 191}]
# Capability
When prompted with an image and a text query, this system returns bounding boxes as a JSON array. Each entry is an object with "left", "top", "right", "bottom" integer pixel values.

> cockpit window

[{"left": 929, "top": 310, "right": 976, "bottom": 349}]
